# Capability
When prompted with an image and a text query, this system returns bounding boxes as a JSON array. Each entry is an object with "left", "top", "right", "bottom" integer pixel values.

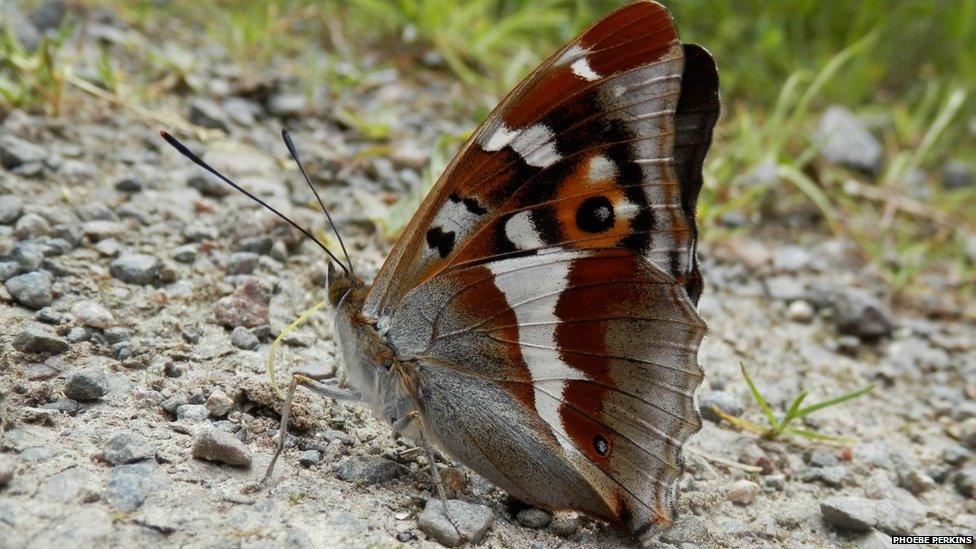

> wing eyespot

[
  {"left": 576, "top": 196, "right": 615, "bottom": 233},
  {"left": 593, "top": 434, "right": 611, "bottom": 456}
]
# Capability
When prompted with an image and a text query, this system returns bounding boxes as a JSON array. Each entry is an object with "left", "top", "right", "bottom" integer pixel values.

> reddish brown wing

[
  {"left": 364, "top": 1, "right": 717, "bottom": 319},
  {"left": 388, "top": 248, "right": 706, "bottom": 533}
]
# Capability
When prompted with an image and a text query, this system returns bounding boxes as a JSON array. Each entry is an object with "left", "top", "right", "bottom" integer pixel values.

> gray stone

[
  {"left": 335, "top": 456, "right": 404, "bottom": 484},
  {"left": 187, "top": 172, "right": 231, "bottom": 198},
  {"left": 29, "top": 0, "right": 66, "bottom": 31},
  {"left": 298, "top": 450, "right": 321, "bottom": 467},
  {"left": 267, "top": 93, "right": 307, "bottom": 117},
  {"left": 14, "top": 212, "right": 51, "bottom": 239},
  {"left": 0, "top": 262, "right": 19, "bottom": 281},
  {"left": 417, "top": 499, "right": 493, "bottom": 547},
  {"left": 953, "top": 467, "right": 976, "bottom": 499},
  {"left": 806, "top": 449, "right": 840, "bottom": 467},
  {"left": 41, "top": 398, "right": 78, "bottom": 414},
  {"left": 188, "top": 98, "right": 229, "bottom": 131},
  {"left": 237, "top": 235, "right": 273, "bottom": 254},
  {"left": 942, "top": 161, "right": 975, "bottom": 189},
  {"left": 104, "top": 462, "right": 167, "bottom": 512},
  {"left": 802, "top": 465, "right": 848, "bottom": 487},
  {"left": 192, "top": 428, "right": 252, "bottom": 467},
  {"left": 294, "top": 360, "right": 337, "bottom": 380},
  {"left": 176, "top": 404, "right": 209, "bottom": 421},
  {"left": 224, "top": 97, "right": 261, "bottom": 125},
  {"left": 65, "top": 370, "right": 108, "bottom": 400},
  {"left": 323, "top": 429, "right": 358, "bottom": 446},
  {"left": 104, "top": 326, "right": 131, "bottom": 344},
  {"left": 20, "top": 446, "right": 58, "bottom": 462},
  {"left": 900, "top": 470, "right": 936, "bottom": 495},
  {"left": 661, "top": 515, "right": 707, "bottom": 544},
  {"left": 787, "top": 300, "right": 815, "bottom": 323},
  {"left": 103, "top": 432, "right": 154, "bottom": 465},
  {"left": 227, "top": 251, "right": 259, "bottom": 275},
  {"left": 183, "top": 223, "right": 218, "bottom": 242},
  {"left": 0, "top": 135, "right": 46, "bottom": 169},
  {"left": 960, "top": 417, "right": 976, "bottom": 449},
  {"left": 728, "top": 479, "right": 759, "bottom": 505},
  {"left": 765, "top": 276, "right": 806, "bottom": 301},
  {"left": 832, "top": 289, "right": 894, "bottom": 340},
  {"left": 35, "top": 306, "right": 62, "bottom": 324},
  {"left": 161, "top": 394, "right": 187, "bottom": 415},
  {"left": 13, "top": 323, "right": 68, "bottom": 354},
  {"left": 114, "top": 177, "right": 143, "bottom": 193},
  {"left": 205, "top": 389, "right": 234, "bottom": 417},
  {"left": 94, "top": 238, "right": 120, "bottom": 257},
  {"left": 110, "top": 254, "right": 160, "bottom": 285},
  {"left": 70, "top": 300, "right": 114, "bottom": 329},
  {"left": 699, "top": 390, "right": 743, "bottom": 423},
  {"left": 230, "top": 325, "right": 259, "bottom": 350},
  {"left": 31, "top": 507, "right": 113, "bottom": 547},
  {"left": 516, "top": 508, "right": 551, "bottom": 529},
  {"left": 80, "top": 220, "right": 123, "bottom": 241},
  {"left": 0, "top": 194, "right": 23, "bottom": 224},
  {"left": 172, "top": 244, "right": 198, "bottom": 263},
  {"left": 5, "top": 271, "right": 53, "bottom": 309},
  {"left": 820, "top": 496, "right": 922, "bottom": 535},
  {"left": 818, "top": 106, "right": 883, "bottom": 175}
]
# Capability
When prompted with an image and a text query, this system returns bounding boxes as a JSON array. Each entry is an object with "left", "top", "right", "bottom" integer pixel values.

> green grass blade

[
  {"left": 795, "top": 383, "right": 876, "bottom": 418},
  {"left": 739, "top": 363, "right": 779, "bottom": 429},
  {"left": 777, "top": 390, "right": 809, "bottom": 431}
]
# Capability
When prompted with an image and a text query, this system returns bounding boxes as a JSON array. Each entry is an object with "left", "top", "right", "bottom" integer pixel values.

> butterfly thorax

[{"left": 333, "top": 282, "right": 416, "bottom": 431}]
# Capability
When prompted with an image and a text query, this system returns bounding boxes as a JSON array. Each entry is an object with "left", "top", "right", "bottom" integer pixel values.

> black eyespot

[
  {"left": 462, "top": 197, "right": 488, "bottom": 215},
  {"left": 576, "top": 196, "right": 615, "bottom": 233},
  {"left": 426, "top": 227, "right": 456, "bottom": 258},
  {"left": 593, "top": 435, "right": 610, "bottom": 456}
]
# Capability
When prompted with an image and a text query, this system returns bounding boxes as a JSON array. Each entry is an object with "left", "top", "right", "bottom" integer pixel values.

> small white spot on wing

[
  {"left": 587, "top": 154, "right": 617, "bottom": 182},
  {"left": 570, "top": 57, "right": 600, "bottom": 82},
  {"left": 504, "top": 211, "right": 545, "bottom": 250},
  {"left": 511, "top": 124, "right": 561, "bottom": 168},
  {"left": 554, "top": 44, "right": 588, "bottom": 66},
  {"left": 482, "top": 123, "right": 521, "bottom": 152}
]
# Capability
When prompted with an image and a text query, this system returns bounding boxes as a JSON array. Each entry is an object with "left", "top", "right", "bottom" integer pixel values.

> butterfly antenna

[
  {"left": 159, "top": 130, "right": 351, "bottom": 276},
  {"left": 280, "top": 129, "right": 355, "bottom": 278}
]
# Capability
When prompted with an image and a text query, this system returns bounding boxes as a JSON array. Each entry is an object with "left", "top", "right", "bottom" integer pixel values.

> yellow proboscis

[{"left": 267, "top": 300, "right": 329, "bottom": 400}]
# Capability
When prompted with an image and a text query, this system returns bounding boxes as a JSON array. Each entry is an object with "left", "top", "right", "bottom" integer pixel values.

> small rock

[
  {"left": 294, "top": 360, "right": 337, "bottom": 380},
  {"left": 298, "top": 450, "right": 321, "bottom": 467},
  {"left": 699, "top": 390, "right": 743, "bottom": 423},
  {"left": 226, "top": 251, "right": 259, "bottom": 275},
  {"left": 161, "top": 394, "right": 187, "bottom": 415},
  {"left": 188, "top": 98, "right": 229, "bottom": 131},
  {"left": 94, "top": 238, "right": 120, "bottom": 257},
  {"left": 335, "top": 456, "right": 404, "bottom": 485},
  {"left": 952, "top": 467, "right": 976, "bottom": 499},
  {"left": 171, "top": 244, "right": 198, "bottom": 263},
  {"left": 942, "top": 444, "right": 972, "bottom": 465},
  {"left": 104, "top": 463, "right": 165, "bottom": 512},
  {"left": 66, "top": 326, "right": 91, "bottom": 343},
  {"left": 417, "top": 499, "right": 494, "bottom": 547},
  {"left": 802, "top": 465, "right": 848, "bottom": 487},
  {"left": 205, "top": 389, "right": 234, "bottom": 417},
  {"left": 213, "top": 277, "right": 269, "bottom": 328},
  {"left": 114, "top": 177, "right": 143, "bottom": 193},
  {"left": 806, "top": 449, "right": 840, "bottom": 468},
  {"left": 942, "top": 161, "right": 975, "bottom": 190},
  {"left": 20, "top": 446, "right": 58, "bottom": 462},
  {"left": 0, "top": 135, "right": 46, "bottom": 169},
  {"left": 960, "top": 418, "right": 976, "bottom": 450},
  {"left": 787, "top": 300, "right": 814, "bottom": 323},
  {"left": 192, "top": 428, "right": 252, "bottom": 467},
  {"left": 14, "top": 212, "right": 50, "bottom": 239},
  {"left": 267, "top": 93, "right": 307, "bottom": 117},
  {"left": 5, "top": 271, "right": 53, "bottom": 309},
  {"left": 64, "top": 370, "right": 107, "bottom": 401},
  {"left": 821, "top": 497, "right": 876, "bottom": 532},
  {"left": 176, "top": 404, "right": 209, "bottom": 422},
  {"left": 13, "top": 323, "right": 68, "bottom": 354},
  {"left": 35, "top": 307, "right": 61, "bottom": 325},
  {"left": 187, "top": 172, "right": 231, "bottom": 198},
  {"left": 70, "top": 300, "right": 114, "bottom": 329},
  {"left": 900, "top": 470, "right": 936, "bottom": 495},
  {"left": 110, "top": 254, "right": 160, "bottom": 285},
  {"left": 237, "top": 235, "right": 273, "bottom": 254},
  {"left": 728, "top": 479, "right": 759, "bottom": 505},
  {"left": 104, "top": 326, "right": 131, "bottom": 344},
  {"left": 102, "top": 433, "right": 154, "bottom": 465},
  {"left": 0, "top": 261, "right": 19, "bottom": 281},
  {"left": 0, "top": 194, "right": 24, "bottom": 224},
  {"left": 516, "top": 508, "right": 551, "bottom": 529},
  {"left": 818, "top": 106, "right": 883, "bottom": 175},
  {"left": 230, "top": 326, "right": 259, "bottom": 350},
  {"left": 80, "top": 220, "right": 123, "bottom": 241},
  {"left": 739, "top": 443, "right": 774, "bottom": 474},
  {"left": 832, "top": 290, "right": 894, "bottom": 341},
  {"left": 763, "top": 474, "right": 786, "bottom": 491},
  {"left": 182, "top": 223, "right": 217, "bottom": 242}
]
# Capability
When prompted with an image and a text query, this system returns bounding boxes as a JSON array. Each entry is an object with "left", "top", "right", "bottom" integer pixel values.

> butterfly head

[{"left": 326, "top": 260, "right": 358, "bottom": 307}]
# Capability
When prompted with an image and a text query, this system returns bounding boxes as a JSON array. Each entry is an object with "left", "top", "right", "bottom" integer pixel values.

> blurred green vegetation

[{"left": 3, "top": 0, "right": 975, "bottom": 304}]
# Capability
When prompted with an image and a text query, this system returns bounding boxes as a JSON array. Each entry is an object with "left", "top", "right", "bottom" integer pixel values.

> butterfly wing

[
  {"left": 364, "top": 0, "right": 718, "bottom": 319},
  {"left": 369, "top": 0, "right": 719, "bottom": 534},
  {"left": 388, "top": 248, "right": 706, "bottom": 533}
]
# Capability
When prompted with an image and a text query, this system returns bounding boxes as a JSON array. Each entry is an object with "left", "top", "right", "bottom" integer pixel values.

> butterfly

[{"left": 163, "top": 0, "right": 719, "bottom": 538}]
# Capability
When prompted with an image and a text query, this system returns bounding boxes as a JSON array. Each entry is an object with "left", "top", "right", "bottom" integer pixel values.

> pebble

[
  {"left": 298, "top": 450, "right": 321, "bottom": 467},
  {"left": 94, "top": 238, "right": 120, "bottom": 257},
  {"left": 952, "top": 467, "right": 976, "bottom": 499},
  {"left": 192, "top": 428, "right": 252, "bottom": 467},
  {"left": 900, "top": 470, "right": 936, "bottom": 495},
  {"left": 114, "top": 177, "right": 143, "bottom": 193},
  {"left": 35, "top": 308, "right": 61, "bottom": 325},
  {"left": 230, "top": 325, "right": 259, "bottom": 350},
  {"left": 226, "top": 251, "right": 259, "bottom": 275},
  {"left": 104, "top": 463, "right": 163, "bottom": 512},
  {"left": 728, "top": 479, "right": 760, "bottom": 505},
  {"left": 187, "top": 172, "right": 231, "bottom": 198},
  {"left": 14, "top": 212, "right": 51, "bottom": 239},
  {"left": 205, "top": 389, "right": 234, "bottom": 417},
  {"left": 70, "top": 300, "right": 114, "bottom": 329},
  {"left": 182, "top": 223, "right": 217, "bottom": 242},
  {"left": 806, "top": 449, "right": 839, "bottom": 468},
  {"left": 0, "top": 194, "right": 24, "bottom": 224},
  {"left": 942, "top": 444, "right": 972, "bottom": 465},
  {"left": 801, "top": 465, "right": 848, "bottom": 487},
  {"left": 516, "top": 508, "right": 551, "bottom": 529},
  {"left": 110, "top": 254, "right": 161, "bottom": 285},
  {"left": 172, "top": 244, "right": 198, "bottom": 263},
  {"left": 0, "top": 135, "right": 46, "bottom": 169},
  {"left": 80, "top": 220, "right": 123, "bottom": 241},
  {"left": 817, "top": 106, "right": 883, "bottom": 175},
  {"left": 267, "top": 93, "right": 307, "bottom": 117},
  {"left": 176, "top": 404, "right": 209, "bottom": 422},
  {"left": 13, "top": 323, "right": 68, "bottom": 354},
  {"left": 104, "top": 326, "right": 131, "bottom": 344},
  {"left": 698, "top": 390, "right": 743, "bottom": 423},
  {"left": 213, "top": 277, "right": 269, "bottom": 328},
  {"left": 832, "top": 289, "right": 894, "bottom": 340},
  {"left": 66, "top": 326, "right": 91, "bottom": 343},
  {"left": 739, "top": 443, "right": 774, "bottom": 474},
  {"left": 787, "top": 300, "right": 814, "bottom": 323},
  {"left": 20, "top": 446, "right": 59, "bottom": 462},
  {"left": 549, "top": 515, "right": 580, "bottom": 537},
  {"left": 237, "top": 235, "right": 273, "bottom": 255},
  {"left": 161, "top": 394, "right": 187, "bottom": 415},
  {"left": 0, "top": 455, "right": 14, "bottom": 487},
  {"left": 188, "top": 98, "right": 229, "bottom": 131},
  {"left": 335, "top": 456, "right": 405, "bottom": 485},
  {"left": 417, "top": 499, "right": 494, "bottom": 547},
  {"left": 5, "top": 271, "right": 53, "bottom": 309},
  {"left": 960, "top": 418, "right": 976, "bottom": 449},
  {"left": 0, "top": 261, "right": 19, "bottom": 281},
  {"left": 820, "top": 496, "right": 922, "bottom": 535},
  {"left": 102, "top": 433, "right": 154, "bottom": 465},
  {"left": 64, "top": 370, "right": 108, "bottom": 401}
]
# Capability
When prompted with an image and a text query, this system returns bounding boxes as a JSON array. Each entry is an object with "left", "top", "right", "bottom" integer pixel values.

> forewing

[
  {"left": 364, "top": 1, "right": 718, "bottom": 319},
  {"left": 389, "top": 248, "right": 706, "bottom": 533}
]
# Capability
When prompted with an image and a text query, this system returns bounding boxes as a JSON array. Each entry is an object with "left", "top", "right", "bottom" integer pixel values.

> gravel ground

[{"left": 2, "top": 4, "right": 975, "bottom": 548}]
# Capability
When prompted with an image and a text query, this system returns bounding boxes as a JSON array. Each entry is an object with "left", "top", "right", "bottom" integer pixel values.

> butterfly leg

[{"left": 261, "top": 374, "right": 361, "bottom": 485}]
